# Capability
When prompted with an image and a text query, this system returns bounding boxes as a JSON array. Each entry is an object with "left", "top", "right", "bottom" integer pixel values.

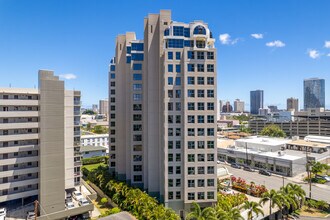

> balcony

[
  {"left": 74, "top": 131, "right": 81, "bottom": 136},
  {"left": 0, "top": 122, "right": 39, "bottom": 130},
  {"left": 74, "top": 121, "right": 81, "bottom": 126},
  {"left": 74, "top": 171, "right": 82, "bottom": 177},
  {"left": 0, "top": 178, "right": 39, "bottom": 190},
  {"left": 0, "top": 111, "right": 38, "bottom": 118},
  {"left": 74, "top": 161, "right": 82, "bottom": 166},
  {"left": 0, "top": 189, "right": 38, "bottom": 203},
  {"left": 0, "top": 167, "right": 39, "bottom": 178},
  {"left": 74, "top": 111, "right": 81, "bottom": 116},
  {"left": 0, "top": 99, "right": 39, "bottom": 106},
  {"left": 0, "top": 133, "right": 39, "bottom": 142},
  {"left": 74, "top": 100, "right": 81, "bottom": 106},
  {"left": 0, "top": 156, "right": 39, "bottom": 166},
  {"left": 0, "top": 144, "right": 39, "bottom": 154}
]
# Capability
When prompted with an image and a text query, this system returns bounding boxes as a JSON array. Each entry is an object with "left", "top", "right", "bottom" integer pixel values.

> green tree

[
  {"left": 260, "top": 124, "right": 286, "bottom": 137},
  {"left": 100, "top": 197, "right": 108, "bottom": 207},
  {"left": 242, "top": 201, "right": 264, "bottom": 220},
  {"left": 216, "top": 207, "right": 243, "bottom": 220},
  {"left": 260, "top": 189, "right": 283, "bottom": 216},
  {"left": 93, "top": 125, "right": 108, "bottom": 134},
  {"left": 311, "top": 161, "right": 329, "bottom": 176},
  {"left": 186, "top": 202, "right": 217, "bottom": 220},
  {"left": 83, "top": 109, "right": 96, "bottom": 115}
]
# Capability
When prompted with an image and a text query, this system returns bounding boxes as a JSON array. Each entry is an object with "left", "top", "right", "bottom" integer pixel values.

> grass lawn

[
  {"left": 83, "top": 162, "right": 107, "bottom": 172},
  {"left": 300, "top": 206, "right": 330, "bottom": 218},
  {"left": 91, "top": 196, "right": 112, "bottom": 216}
]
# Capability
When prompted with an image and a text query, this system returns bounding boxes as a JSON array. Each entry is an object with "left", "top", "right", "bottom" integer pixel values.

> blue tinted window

[
  {"left": 164, "top": 28, "right": 170, "bottom": 36},
  {"left": 176, "top": 65, "right": 181, "bottom": 73},
  {"left": 168, "top": 77, "right": 173, "bottom": 85},
  {"left": 173, "top": 26, "right": 184, "bottom": 36},
  {"left": 187, "top": 51, "right": 194, "bottom": 59},
  {"left": 193, "top": 25, "right": 206, "bottom": 35},
  {"left": 188, "top": 64, "right": 195, "bottom": 72},
  {"left": 176, "top": 52, "right": 180, "bottom": 60},
  {"left": 168, "top": 52, "right": 173, "bottom": 60},
  {"left": 175, "top": 77, "right": 181, "bottom": 86},
  {"left": 184, "top": 40, "right": 194, "bottom": 47},
  {"left": 126, "top": 56, "right": 131, "bottom": 63},
  {"left": 187, "top": 77, "right": 194, "bottom": 85},
  {"left": 133, "top": 74, "right": 142, "bottom": 81},
  {"left": 131, "top": 43, "right": 144, "bottom": 51},
  {"left": 110, "top": 73, "right": 115, "bottom": 79},
  {"left": 168, "top": 39, "right": 184, "bottom": 48},
  {"left": 131, "top": 53, "right": 144, "bottom": 61},
  {"left": 110, "top": 65, "right": 115, "bottom": 71},
  {"left": 168, "top": 64, "right": 173, "bottom": 72},
  {"left": 184, "top": 28, "right": 190, "bottom": 37},
  {"left": 127, "top": 46, "right": 131, "bottom": 54},
  {"left": 133, "top": 63, "right": 142, "bottom": 70}
]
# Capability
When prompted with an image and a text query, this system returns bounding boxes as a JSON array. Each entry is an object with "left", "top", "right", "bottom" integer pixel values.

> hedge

[{"left": 82, "top": 156, "right": 109, "bottom": 165}]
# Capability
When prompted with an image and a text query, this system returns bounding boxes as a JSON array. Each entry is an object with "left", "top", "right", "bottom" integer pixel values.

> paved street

[{"left": 219, "top": 164, "right": 330, "bottom": 203}]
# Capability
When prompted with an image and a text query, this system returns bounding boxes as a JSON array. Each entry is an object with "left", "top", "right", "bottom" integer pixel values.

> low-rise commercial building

[
  {"left": 80, "top": 145, "right": 107, "bottom": 159},
  {"left": 81, "top": 134, "right": 109, "bottom": 147}
]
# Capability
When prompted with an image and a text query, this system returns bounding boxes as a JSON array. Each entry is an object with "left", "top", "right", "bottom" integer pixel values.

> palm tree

[
  {"left": 242, "top": 201, "right": 264, "bottom": 220},
  {"left": 216, "top": 207, "right": 244, "bottom": 220},
  {"left": 186, "top": 202, "right": 217, "bottom": 220},
  {"left": 259, "top": 189, "right": 283, "bottom": 216}
]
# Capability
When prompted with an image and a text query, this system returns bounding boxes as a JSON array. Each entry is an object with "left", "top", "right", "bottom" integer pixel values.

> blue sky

[{"left": 0, "top": 0, "right": 330, "bottom": 110}]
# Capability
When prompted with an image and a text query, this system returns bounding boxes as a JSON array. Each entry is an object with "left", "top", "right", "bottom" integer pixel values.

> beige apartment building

[
  {"left": 108, "top": 10, "right": 218, "bottom": 215},
  {"left": 99, "top": 99, "right": 108, "bottom": 117},
  {"left": 0, "top": 70, "right": 90, "bottom": 218}
]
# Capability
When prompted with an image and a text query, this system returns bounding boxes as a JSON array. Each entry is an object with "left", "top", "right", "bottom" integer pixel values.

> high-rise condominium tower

[
  {"left": 0, "top": 71, "right": 88, "bottom": 218},
  {"left": 234, "top": 99, "right": 244, "bottom": 112},
  {"left": 304, "top": 78, "right": 325, "bottom": 110},
  {"left": 250, "top": 90, "right": 264, "bottom": 115},
  {"left": 99, "top": 99, "right": 108, "bottom": 117},
  {"left": 287, "top": 97, "right": 299, "bottom": 112},
  {"left": 108, "top": 10, "right": 217, "bottom": 214}
]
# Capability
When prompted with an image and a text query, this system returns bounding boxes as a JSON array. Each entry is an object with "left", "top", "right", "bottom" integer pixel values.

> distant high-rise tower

[
  {"left": 222, "top": 101, "right": 233, "bottom": 112},
  {"left": 250, "top": 90, "right": 264, "bottom": 115},
  {"left": 219, "top": 100, "right": 225, "bottom": 113},
  {"left": 268, "top": 105, "right": 278, "bottom": 113},
  {"left": 287, "top": 97, "right": 299, "bottom": 112},
  {"left": 234, "top": 99, "right": 244, "bottom": 112},
  {"left": 304, "top": 78, "right": 325, "bottom": 110},
  {"left": 99, "top": 99, "right": 108, "bottom": 116}
]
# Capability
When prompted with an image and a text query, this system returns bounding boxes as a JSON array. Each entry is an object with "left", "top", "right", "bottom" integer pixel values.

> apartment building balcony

[
  {"left": 0, "top": 156, "right": 39, "bottom": 166},
  {"left": 0, "top": 111, "right": 38, "bottom": 118},
  {"left": 74, "top": 111, "right": 81, "bottom": 116},
  {"left": 0, "top": 178, "right": 38, "bottom": 190},
  {"left": 74, "top": 121, "right": 81, "bottom": 126},
  {"left": 0, "top": 122, "right": 39, "bottom": 130},
  {"left": 74, "top": 131, "right": 81, "bottom": 136},
  {"left": 0, "top": 99, "right": 39, "bottom": 106},
  {"left": 0, "top": 144, "right": 39, "bottom": 154},
  {"left": 0, "top": 167, "right": 39, "bottom": 178},
  {"left": 0, "top": 189, "right": 38, "bottom": 203},
  {"left": 74, "top": 171, "right": 82, "bottom": 177},
  {"left": 74, "top": 100, "right": 81, "bottom": 106},
  {"left": 0, "top": 133, "right": 39, "bottom": 142}
]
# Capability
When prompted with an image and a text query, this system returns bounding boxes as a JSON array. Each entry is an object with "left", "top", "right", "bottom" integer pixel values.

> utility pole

[
  {"left": 34, "top": 200, "right": 38, "bottom": 220},
  {"left": 282, "top": 176, "right": 285, "bottom": 188},
  {"left": 245, "top": 142, "right": 248, "bottom": 166},
  {"left": 305, "top": 148, "right": 312, "bottom": 199}
]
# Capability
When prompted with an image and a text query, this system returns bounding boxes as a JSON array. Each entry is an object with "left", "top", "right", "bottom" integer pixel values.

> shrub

[
  {"left": 82, "top": 156, "right": 108, "bottom": 165},
  {"left": 108, "top": 207, "right": 121, "bottom": 215},
  {"left": 101, "top": 197, "right": 108, "bottom": 206}
]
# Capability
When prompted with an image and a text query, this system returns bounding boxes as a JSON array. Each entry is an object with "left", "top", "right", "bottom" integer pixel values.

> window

[
  {"left": 207, "top": 77, "right": 214, "bottom": 85},
  {"left": 197, "top": 77, "right": 204, "bottom": 85},
  {"left": 207, "top": 179, "right": 215, "bottom": 187},
  {"left": 175, "top": 128, "right": 181, "bottom": 136},
  {"left": 131, "top": 43, "right": 144, "bottom": 51},
  {"left": 133, "top": 94, "right": 142, "bottom": 101},
  {"left": 168, "top": 102, "right": 173, "bottom": 111},
  {"left": 176, "top": 65, "right": 181, "bottom": 73},
  {"left": 197, "top": 64, "right": 204, "bottom": 72},
  {"left": 188, "top": 193, "right": 195, "bottom": 200},
  {"left": 168, "top": 128, "right": 173, "bottom": 136},
  {"left": 175, "top": 102, "right": 181, "bottom": 111},
  {"left": 126, "top": 56, "right": 131, "bottom": 63},
  {"left": 175, "top": 77, "right": 181, "bottom": 85},
  {"left": 133, "top": 135, "right": 142, "bottom": 141},
  {"left": 133, "top": 114, "right": 142, "bottom": 121},
  {"left": 197, "top": 51, "right": 204, "bottom": 59},
  {"left": 197, "top": 141, "right": 204, "bottom": 149},
  {"left": 133, "top": 165, "right": 142, "bottom": 171},
  {"left": 131, "top": 53, "right": 144, "bottom": 61},
  {"left": 188, "top": 167, "right": 195, "bottom": 175},
  {"left": 133, "top": 74, "right": 142, "bottom": 80},
  {"left": 168, "top": 77, "right": 174, "bottom": 85},
  {"left": 133, "top": 63, "right": 142, "bottom": 70},
  {"left": 207, "top": 115, "right": 214, "bottom": 123},
  {"left": 168, "top": 154, "right": 173, "bottom": 162},
  {"left": 187, "top": 51, "right": 194, "bottom": 59},
  {"left": 133, "top": 84, "right": 142, "bottom": 90},
  {"left": 207, "top": 154, "right": 214, "bottom": 162},
  {"left": 168, "top": 90, "right": 173, "bottom": 98},
  {"left": 133, "top": 155, "right": 142, "bottom": 161},
  {"left": 110, "top": 89, "right": 115, "bottom": 95},
  {"left": 207, "top": 191, "right": 215, "bottom": 199},
  {"left": 194, "top": 25, "right": 206, "bottom": 35},
  {"left": 184, "top": 28, "right": 190, "bottom": 37},
  {"left": 207, "top": 102, "right": 214, "bottom": 110},
  {"left": 197, "top": 102, "right": 205, "bottom": 110},
  {"left": 198, "top": 166, "right": 205, "bottom": 174},
  {"left": 168, "top": 39, "right": 184, "bottom": 48},
  {"left": 133, "top": 124, "right": 142, "bottom": 131},
  {"left": 188, "top": 128, "right": 195, "bottom": 136},
  {"left": 133, "top": 104, "right": 142, "bottom": 111},
  {"left": 207, "top": 52, "right": 214, "bottom": 59},
  {"left": 176, "top": 191, "right": 181, "bottom": 199},
  {"left": 198, "top": 179, "right": 205, "bottom": 187},
  {"left": 176, "top": 52, "right": 181, "bottom": 60},
  {"left": 168, "top": 141, "right": 173, "bottom": 149},
  {"left": 187, "top": 77, "right": 195, "bottom": 85},
  {"left": 207, "top": 64, "right": 214, "bottom": 72},
  {"left": 197, "top": 90, "right": 204, "bottom": 98},
  {"left": 207, "top": 166, "right": 215, "bottom": 174},
  {"left": 188, "top": 180, "right": 195, "bottom": 187},
  {"left": 168, "top": 166, "right": 173, "bottom": 174},
  {"left": 168, "top": 51, "right": 173, "bottom": 60},
  {"left": 207, "top": 141, "right": 215, "bottom": 149},
  {"left": 198, "top": 192, "right": 205, "bottom": 200},
  {"left": 197, "top": 115, "right": 204, "bottom": 123},
  {"left": 133, "top": 145, "right": 142, "bottom": 151},
  {"left": 188, "top": 102, "right": 195, "bottom": 110},
  {"left": 198, "top": 154, "right": 205, "bottom": 162},
  {"left": 187, "top": 90, "right": 195, "bottom": 98},
  {"left": 184, "top": 40, "right": 194, "bottom": 47},
  {"left": 176, "top": 166, "right": 181, "bottom": 174},
  {"left": 168, "top": 115, "right": 173, "bottom": 123},
  {"left": 110, "top": 73, "right": 115, "bottom": 79},
  {"left": 168, "top": 192, "right": 173, "bottom": 200},
  {"left": 188, "top": 141, "right": 195, "bottom": 149},
  {"left": 164, "top": 28, "right": 170, "bottom": 36},
  {"left": 175, "top": 90, "right": 181, "bottom": 98},
  {"left": 197, "top": 128, "right": 204, "bottom": 136},
  {"left": 168, "top": 179, "right": 173, "bottom": 187},
  {"left": 188, "top": 64, "right": 195, "bottom": 72},
  {"left": 188, "top": 115, "right": 195, "bottom": 123},
  {"left": 173, "top": 26, "right": 184, "bottom": 36},
  {"left": 176, "top": 141, "right": 181, "bottom": 149},
  {"left": 168, "top": 64, "right": 173, "bottom": 72},
  {"left": 176, "top": 115, "right": 181, "bottom": 123},
  {"left": 207, "top": 128, "right": 214, "bottom": 136},
  {"left": 188, "top": 154, "right": 195, "bottom": 162},
  {"left": 207, "top": 90, "right": 214, "bottom": 98},
  {"left": 196, "top": 40, "right": 205, "bottom": 48}
]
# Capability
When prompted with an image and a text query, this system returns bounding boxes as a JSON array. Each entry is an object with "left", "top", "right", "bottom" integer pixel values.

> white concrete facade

[{"left": 81, "top": 134, "right": 109, "bottom": 147}]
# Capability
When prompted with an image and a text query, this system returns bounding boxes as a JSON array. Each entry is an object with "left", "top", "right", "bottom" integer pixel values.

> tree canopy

[{"left": 260, "top": 124, "right": 286, "bottom": 137}]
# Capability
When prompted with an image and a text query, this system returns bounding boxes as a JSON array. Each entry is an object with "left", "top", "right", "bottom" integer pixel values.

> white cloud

[
  {"left": 251, "top": 33, "right": 263, "bottom": 39},
  {"left": 307, "top": 49, "right": 320, "bottom": 59},
  {"left": 266, "top": 40, "right": 285, "bottom": 47},
  {"left": 327, "top": 53, "right": 330, "bottom": 57},
  {"left": 59, "top": 73, "right": 77, "bottom": 80},
  {"left": 325, "top": 41, "right": 330, "bottom": 48},
  {"left": 219, "top": 33, "right": 239, "bottom": 45}
]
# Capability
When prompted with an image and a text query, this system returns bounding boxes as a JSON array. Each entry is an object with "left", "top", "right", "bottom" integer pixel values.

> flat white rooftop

[
  {"left": 236, "top": 137, "right": 290, "bottom": 146},
  {"left": 81, "top": 134, "right": 109, "bottom": 139},
  {"left": 0, "top": 88, "right": 38, "bottom": 94}
]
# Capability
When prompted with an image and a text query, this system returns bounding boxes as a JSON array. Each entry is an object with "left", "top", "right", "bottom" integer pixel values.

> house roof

[{"left": 80, "top": 145, "right": 107, "bottom": 153}]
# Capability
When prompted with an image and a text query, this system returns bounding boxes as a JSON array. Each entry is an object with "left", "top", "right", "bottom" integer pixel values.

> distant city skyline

[{"left": 0, "top": 0, "right": 330, "bottom": 109}]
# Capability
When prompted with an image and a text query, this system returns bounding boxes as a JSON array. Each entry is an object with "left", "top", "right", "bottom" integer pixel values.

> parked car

[
  {"left": 78, "top": 198, "right": 89, "bottom": 206},
  {"left": 66, "top": 201, "right": 74, "bottom": 209},
  {"left": 72, "top": 191, "right": 83, "bottom": 201},
  {"left": 316, "top": 175, "right": 330, "bottom": 182},
  {"left": 26, "top": 211, "right": 35, "bottom": 220},
  {"left": 231, "top": 163, "right": 241, "bottom": 169},
  {"left": 66, "top": 193, "right": 72, "bottom": 202},
  {"left": 259, "top": 169, "right": 272, "bottom": 176},
  {"left": 221, "top": 188, "right": 235, "bottom": 195},
  {"left": 0, "top": 208, "right": 6, "bottom": 220},
  {"left": 243, "top": 166, "right": 254, "bottom": 172}
]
